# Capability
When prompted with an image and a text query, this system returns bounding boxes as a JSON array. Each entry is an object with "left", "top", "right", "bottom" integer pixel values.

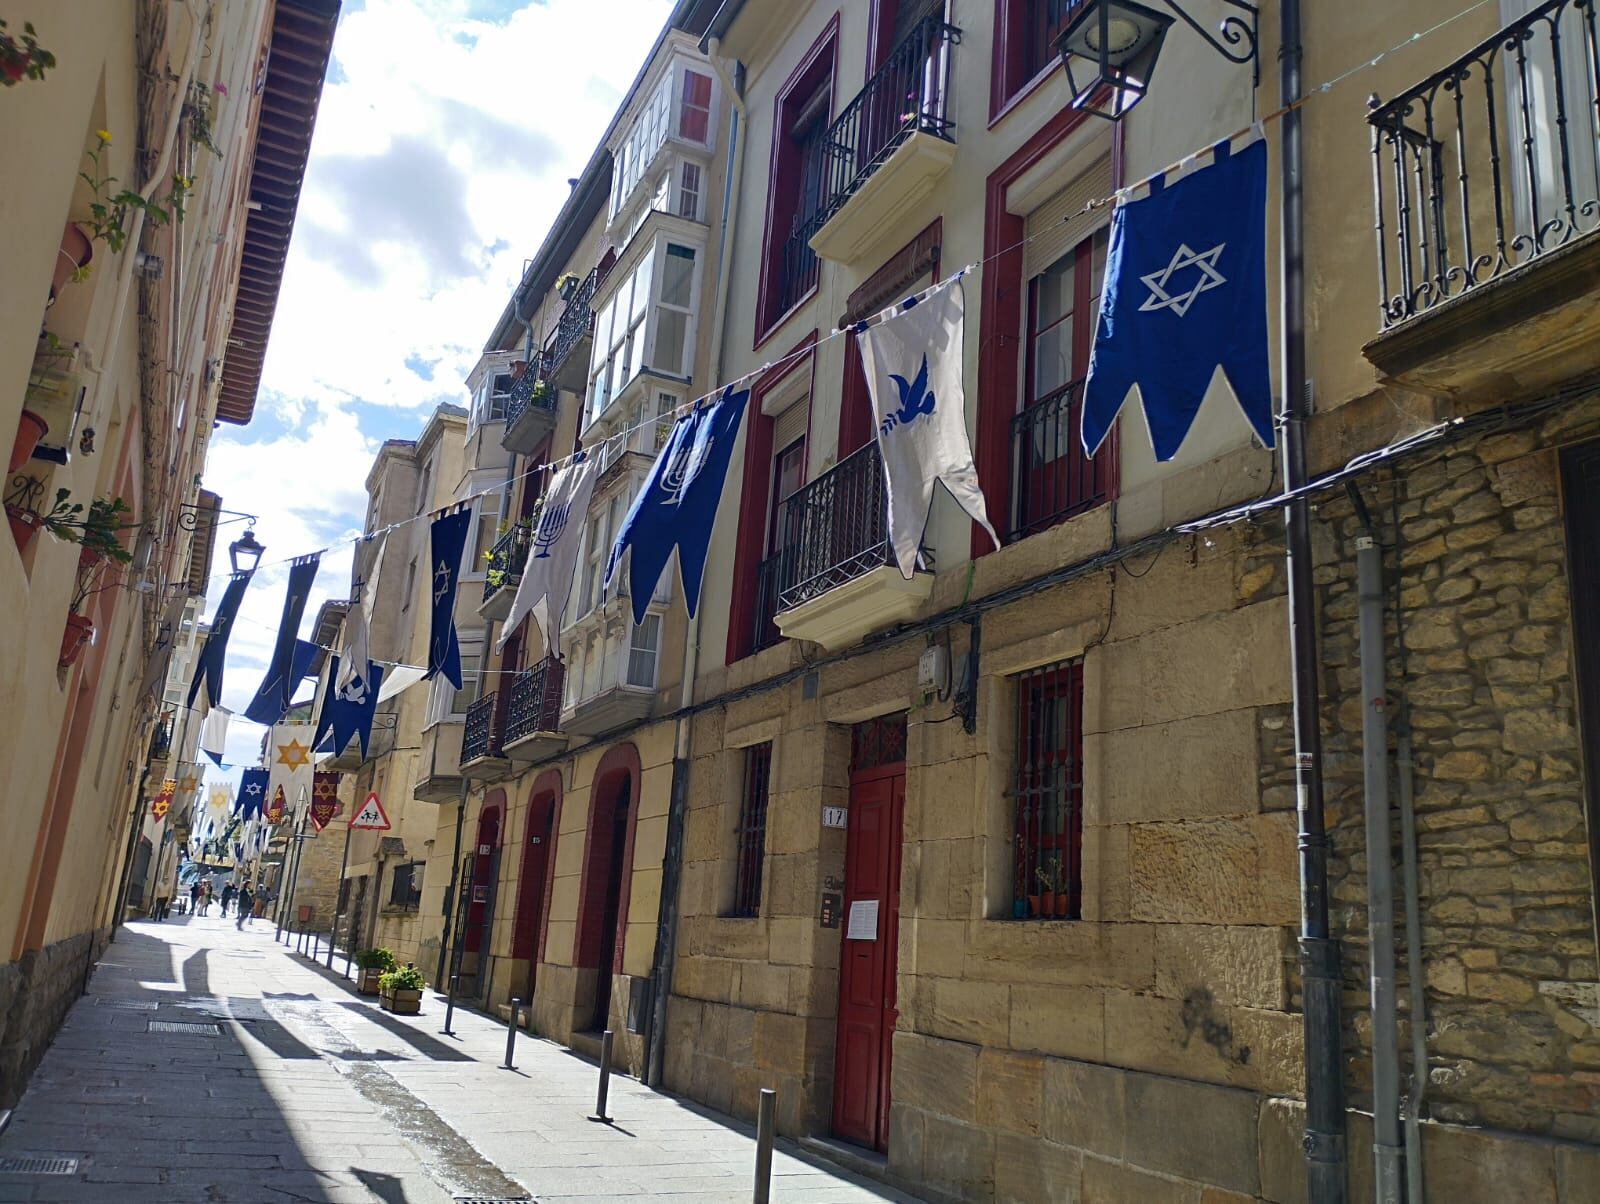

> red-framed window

[
  {"left": 991, "top": 0, "right": 1078, "bottom": 122},
  {"left": 730, "top": 742, "right": 773, "bottom": 917},
  {"left": 755, "top": 18, "right": 837, "bottom": 343},
  {"left": 1012, "top": 658, "right": 1084, "bottom": 920},
  {"left": 1011, "top": 228, "right": 1113, "bottom": 540},
  {"left": 679, "top": 68, "right": 714, "bottom": 143}
]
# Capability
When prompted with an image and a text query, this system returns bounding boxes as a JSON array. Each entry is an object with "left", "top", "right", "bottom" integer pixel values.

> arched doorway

[
  {"left": 462, "top": 792, "right": 503, "bottom": 1002},
  {"left": 574, "top": 744, "right": 640, "bottom": 1033},
  {"left": 510, "top": 770, "right": 561, "bottom": 1001}
]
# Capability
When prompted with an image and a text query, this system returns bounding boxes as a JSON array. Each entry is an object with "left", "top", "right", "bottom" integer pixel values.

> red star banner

[
  {"left": 309, "top": 771, "right": 342, "bottom": 832},
  {"left": 151, "top": 779, "right": 176, "bottom": 822},
  {"left": 266, "top": 784, "right": 287, "bottom": 825}
]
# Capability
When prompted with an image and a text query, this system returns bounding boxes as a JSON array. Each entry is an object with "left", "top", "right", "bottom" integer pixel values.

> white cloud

[{"left": 197, "top": 0, "right": 672, "bottom": 763}]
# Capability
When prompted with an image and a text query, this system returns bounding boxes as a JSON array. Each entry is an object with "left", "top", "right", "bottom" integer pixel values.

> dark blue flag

[
  {"left": 313, "top": 654, "right": 385, "bottom": 760},
  {"left": 233, "top": 842, "right": 244, "bottom": 862},
  {"left": 243, "top": 638, "right": 322, "bottom": 726},
  {"left": 426, "top": 508, "right": 472, "bottom": 690},
  {"left": 242, "top": 555, "right": 321, "bottom": 725},
  {"left": 187, "top": 569, "right": 254, "bottom": 708},
  {"left": 1082, "top": 138, "right": 1272, "bottom": 462},
  {"left": 238, "top": 767, "right": 269, "bottom": 822},
  {"left": 606, "top": 386, "right": 749, "bottom": 626}
]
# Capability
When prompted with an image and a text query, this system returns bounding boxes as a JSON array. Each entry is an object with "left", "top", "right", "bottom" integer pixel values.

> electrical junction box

[{"left": 918, "top": 644, "right": 948, "bottom": 690}]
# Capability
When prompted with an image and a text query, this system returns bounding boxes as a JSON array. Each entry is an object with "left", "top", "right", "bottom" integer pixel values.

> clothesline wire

[{"left": 180, "top": 0, "right": 1497, "bottom": 597}]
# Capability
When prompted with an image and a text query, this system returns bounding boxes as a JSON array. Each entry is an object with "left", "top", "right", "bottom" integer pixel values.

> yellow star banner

[
  {"left": 151, "top": 779, "right": 176, "bottom": 822},
  {"left": 265, "top": 722, "right": 316, "bottom": 820}
]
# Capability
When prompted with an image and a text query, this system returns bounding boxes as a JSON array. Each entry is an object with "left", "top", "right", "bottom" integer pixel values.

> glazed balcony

[
  {"left": 460, "top": 691, "right": 513, "bottom": 781},
  {"left": 807, "top": 13, "right": 960, "bottom": 264},
  {"left": 502, "top": 357, "right": 559, "bottom": 455},
  {"left": 543, "top": 267, "right": 600, "bottom": 394},
  {"left": 1364, "top": 0, "right": 1600, "bottom": 404},
  {"left": 478, "top": 523, "right": 531, "bottom": 622},
  {"left": 503, "top": 654, "right": 566, "bottom": 762},
  {"left": 413, "top": 719, "right": 465, "bottom": 803},
  {"left": 771, "top": 441, "right": 931, "bottom": 651}
]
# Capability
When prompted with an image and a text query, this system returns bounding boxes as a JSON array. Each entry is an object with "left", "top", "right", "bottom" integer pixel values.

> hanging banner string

[{"left": 184, "top": 0, "right": 1497, "bottom": 597}]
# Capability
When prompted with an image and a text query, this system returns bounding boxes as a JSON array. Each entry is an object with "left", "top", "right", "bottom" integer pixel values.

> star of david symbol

[
  {"left": 1139, "top": 242, "right": 1227, "bottom": 317},
  {"left": 245, "top": 781, "right": 263, "bottom": 797},
  {"left": 178, "top": 773, "right": 198, "bottom": 795},
  {"left": 275, "top": 738, "right": 311, "bottom": 770},
  {"left": 208, "top": 787, "right": 230, "bottom": 808},
  {"left": 314, "top": 779, "right": 336, "bottom": 800},
  {"left": 434, "top": 560, "right": 452, "bottom": 604}
]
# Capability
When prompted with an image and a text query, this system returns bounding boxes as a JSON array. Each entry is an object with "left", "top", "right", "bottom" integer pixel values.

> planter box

[
  {"left": 356, "top": 967, "right": 383, "bottom": 995},
  {"left": 379, "top": 987, "right": 422, "bottom": 1015}
]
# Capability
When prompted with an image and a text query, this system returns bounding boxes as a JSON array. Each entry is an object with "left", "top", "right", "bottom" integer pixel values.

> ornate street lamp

[
  {"left": 1055, "top": 0, "right": 1259, "bottom": 120},
  {"left": 229, "top": 527, "right": 264, "bottom": 575}
]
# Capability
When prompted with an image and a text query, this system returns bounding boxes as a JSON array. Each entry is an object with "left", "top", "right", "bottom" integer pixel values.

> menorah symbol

[
  {"left": 660, "top": 436, "right": 702, "bottom": 506},
  {"left": 533, "top": 498, "right": 572, "bottom": 559}
]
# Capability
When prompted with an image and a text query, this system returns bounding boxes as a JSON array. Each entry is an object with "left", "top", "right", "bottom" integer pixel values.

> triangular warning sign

[{"left": 349, "top": 792, "right": 391, "bottom": 831}]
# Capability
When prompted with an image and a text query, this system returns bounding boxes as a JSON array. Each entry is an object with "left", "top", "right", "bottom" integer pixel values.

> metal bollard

[
  {"left": 443, "top": 973, "right": 459, "bottom": 1035},
  {"left": 325, "top": 924, "right": 336, "bottom": 970},
  {"left": 590, "top": 1029, "right": 614, "bottom": 1122},
  {"left": 753, "top": 1087, "right": 776, "bottom": 1204},
  {"left": 502, "top": 997, "right": 522, "bottom": 1070}
]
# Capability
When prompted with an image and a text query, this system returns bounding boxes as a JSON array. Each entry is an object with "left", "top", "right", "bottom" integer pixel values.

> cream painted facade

[{"left": 0, "top": 0, "right": 335, "bottom": 1106}]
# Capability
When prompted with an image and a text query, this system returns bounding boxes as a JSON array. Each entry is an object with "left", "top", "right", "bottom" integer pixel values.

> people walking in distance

[
  {"left": 221, "top": 882, "right": 236, "bottom": 916},
  {"left": 198, "top": 882, "right": 212, "bottom": 916},
  {"left": 235, "top": 883, "right": 254, "bottom": 929},
  {"left": 188, "top": 881, "right": 200, "bottom": 915}
]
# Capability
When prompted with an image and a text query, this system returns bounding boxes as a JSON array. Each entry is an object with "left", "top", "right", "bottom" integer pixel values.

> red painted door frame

[{"left": 831, "top": 760, "right": 906, "bottom": 1152}]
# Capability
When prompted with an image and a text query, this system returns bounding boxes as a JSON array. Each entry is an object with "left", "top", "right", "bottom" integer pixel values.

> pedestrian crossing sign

[{"left": 349, "top": 792, "right": 391, "bottom": 831}]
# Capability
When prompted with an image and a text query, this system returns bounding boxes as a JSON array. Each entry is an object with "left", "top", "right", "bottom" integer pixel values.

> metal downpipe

[{"left": 1278, "top": 0, "right": 1346, "bottom": 1197}]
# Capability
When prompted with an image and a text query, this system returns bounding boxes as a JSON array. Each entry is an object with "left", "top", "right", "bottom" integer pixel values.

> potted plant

[
  {"left": 5, "top": 485, "right": 74, "bottom": 555},
  {"left": 55, "top": 496, "right": 133, "bottom": 667},
  {"left": 76, "top": 130, "right": 179, "bottom": 271},
  {"left": 73, "top": 495, "right": 134, "bottom": 567},
  {"left": 48, "top": 221, "right": 93, "bottom": 308},
  {"left": 354, "top": 947, "right": 396, "bottom": 995},
  {"left": 378, "top": 962, "right": 425, "bottom": 1014},
  {"left": 9, "top": 409, "right": 48, "bottom": 474},
  {"left": 556, "top": 272, "right": 579, "bottom": 301},
  {"left": 0, "top": 20, "right": 55, "bottom": 86}
]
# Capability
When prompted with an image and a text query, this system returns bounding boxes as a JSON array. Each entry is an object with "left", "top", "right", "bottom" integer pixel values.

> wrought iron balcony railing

[
  {"left": 481, "top": 524, "right": 531, "bottom": 602},
  {"left": 1369, "top": 0, "right": 1600, "bottom": 327},
  {"left": 148, "top": 714, "right": 174, "bottom": 762},
  {"left": 462, "top": 692, "right": 501, "bottom": 762},
  {"left": 543, "top": 267, "right": 600, "bottom": 380},
  {"left": 1008, "top": 379, "right": 1111, "bottom": 543},
  {"left": 773, "top": 440, "right": 926, "bottom": 612},
  {"left": 505, "top": 356, "right": 556, "bottom": 429},
  {"left": 751, "top": 550, "right": 787, "bottom": 652},
  {"left": 505, "top": 654, "right": 565, "bottom": 742}
]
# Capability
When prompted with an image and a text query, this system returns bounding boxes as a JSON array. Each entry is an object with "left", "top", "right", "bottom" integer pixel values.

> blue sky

[{"left": 196, "top": 0, "right": 674, "bottom": 777}]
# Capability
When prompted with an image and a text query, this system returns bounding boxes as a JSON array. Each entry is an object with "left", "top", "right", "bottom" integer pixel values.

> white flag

[
  {"left": 199, "top": 706, "right": 231, "bottom": 764},
  {"left": 266, "top": 722, "right": 317, "bottom": 813},
  {"left": 376, "top": 664, "right": 428, "bottom": 703},
  {"left": 337, "top": 533, "right": 386, "bottom": 695},
  {"left": 857, "top": 275, "right": 997, "bottom": 578},
  {"left": 498, "top": 453, "right": 599, "bottom": 650}
]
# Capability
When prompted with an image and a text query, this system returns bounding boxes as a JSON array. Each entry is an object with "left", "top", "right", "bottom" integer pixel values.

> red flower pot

[
  {"left": 6, "top": 504, "right": 41, "bottom": 553},
  {"left": 49, "top": 222, "right": 93, "bottom": 304},
  {"left": 9, "top": 410, "right": 48, "bottom": 472},
  {"left": 59, "top": 613, "right": 95, "bottom": 667}
]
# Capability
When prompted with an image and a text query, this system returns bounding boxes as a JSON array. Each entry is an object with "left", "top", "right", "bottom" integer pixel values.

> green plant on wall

[
  {"left": 76, "top": 131, "right": 180, "bottom": 269},
  {"left": 0, "top": 20, "right": 55, "bottom": 85}
]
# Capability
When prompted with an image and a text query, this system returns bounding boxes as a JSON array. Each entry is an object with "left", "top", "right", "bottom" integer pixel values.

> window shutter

[
  {"left": 1024, "top": 155, "right": 1113, "bottom": 281},
  {"left": 773, "top": 397, "right": 809, "bottom": 452}
]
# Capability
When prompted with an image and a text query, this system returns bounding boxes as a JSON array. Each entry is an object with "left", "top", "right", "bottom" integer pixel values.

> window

[
  {"left": 729, "top": 742, "right": 772, "bottom": 917},
  {"left": 612, "top": 72, "right": 674, "bottom": 217},
  {"left": 993, "top": 0, "right": 1077, "bottom": 117},
  {"left": 470, "top": 492, "right": 503, "bottom": 577},
  {"left": 653, "top": 244, "right": 696, "bottom": 376},
  {"left": 587, "top": 252, "right": 654, "bottom": 424},
  {"left": 679, "top": 68, "right": 713, "bottom": 143},
  {"left": 388, "top": 861, "right": 423, "bottom": 910},
  {"left": 626, "top": 613, "right": 660, "bottom": 687},
  {"left": 403, "top": 557, "right": 417, "bottom": 612},
  {"left": 424, "top": 637, "right": 482, "bottom": 725},
  {"left": 757, "top": 23, "right": 835, "bottom": 336},
  {"left": 1012, "top": 659, "right": 1084, "bottom": 920},
  {"left": 415, "top": 464, "right": 431, "bottom": 514},
  {"left": 489, "top": 373, "right": 512, "bottom": 420},
  {"left": 678, "top": 161, "right": 702, "bottom": 220},
  {"left": 1011, "top": 227, "right": 1112, "bottom": 540}
]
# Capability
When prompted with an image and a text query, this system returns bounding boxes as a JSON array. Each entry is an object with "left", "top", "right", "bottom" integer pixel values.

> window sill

[
  {"left": 989, "top": 63, "right": 1060, "bottom": 131},
  {"left": 754, "top": 285, "right": 818, "bottom": 355}
]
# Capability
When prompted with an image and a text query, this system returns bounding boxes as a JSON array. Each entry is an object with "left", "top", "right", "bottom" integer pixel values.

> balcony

[
  {"left": 771, "top": 441, "right": 931, "bottom": 651},
  {"left": 1364, "top": 0, "right": 1600, "bottom": 404},
  {"left": 478, "top": 524, "right": 531, "bottom": 622},
  {"left": 1008, "top": 380, "right": 1112, "bottom": 543},
  {"left": 460, "top": 692, "right": 512, "bottom": 781},
  {"left": 413, "top": 719, "right": 465, "bottom": 803},
  {"left": 503, "top": 654, "right": 566, "bottom": 762},
  {"left": 502, "top": 357, "right": 559, "bottom": 455},
  {"left": 807, "top": 14, "right": 960, "bottom": 264},
  {"left": 543, "top": 267, "right": 600, "bottom": 394}
]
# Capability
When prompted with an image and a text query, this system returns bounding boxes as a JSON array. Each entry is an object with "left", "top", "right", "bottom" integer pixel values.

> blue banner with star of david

[
  {"left": 426, "top": 508, "right": 473, "bottom": 690},
  {"left": 238, "top": 767, "right": 269, "bottom": 822},
  {"left": 1081, "top": 138, "right": 1273, "bottom": 462}
]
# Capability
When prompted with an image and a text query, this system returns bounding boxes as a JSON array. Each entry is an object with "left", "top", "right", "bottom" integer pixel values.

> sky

[{"left": 195, "top": 0, "right": 674, "bottom": 780}]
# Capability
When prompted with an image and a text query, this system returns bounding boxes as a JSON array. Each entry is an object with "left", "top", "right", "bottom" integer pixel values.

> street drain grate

[
  {"left": 147, "top": 1020, "right": 221, "bottom": 1036},
  {"left": 98, "top": 999, "right": 158, "bottom": 1011},
  {"left": 0, "top": 1156, "right": 79, "bottom": 1175},
  {"left": 453, "top": 1198, "right": 533, "bottom": 1203}
]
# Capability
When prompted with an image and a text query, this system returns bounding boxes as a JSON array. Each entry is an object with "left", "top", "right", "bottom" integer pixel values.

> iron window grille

[
  {"left": 730, "top": 743, "right": 773, "bottom": 918},
  {"left": 1011, "top": 659, "right": 1084, "bottom": 920},
  {"left": 388, "top": 861, "right": 423, "bottom": 910}
]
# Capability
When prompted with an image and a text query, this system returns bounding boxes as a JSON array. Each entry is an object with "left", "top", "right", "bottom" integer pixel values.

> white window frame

[{"left": 423, "top": 633, "right": 483, "bottom": 727}]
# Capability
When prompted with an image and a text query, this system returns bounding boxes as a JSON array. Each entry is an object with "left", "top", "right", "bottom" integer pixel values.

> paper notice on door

[{"left": 845, "top": 899, "right": 879, "bottom": 941}]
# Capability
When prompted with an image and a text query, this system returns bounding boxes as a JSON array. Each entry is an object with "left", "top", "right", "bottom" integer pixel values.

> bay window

[
  {"left": 585, "top": 238, "right": 702, "bottom": 429},
  {"left": 653, "top": 244, "right": 696, "bottom": 376}
]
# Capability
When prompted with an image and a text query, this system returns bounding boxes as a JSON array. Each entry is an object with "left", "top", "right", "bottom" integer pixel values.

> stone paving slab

[{"left": 0, "top": 915, "right": 923, "bottom": 1203}]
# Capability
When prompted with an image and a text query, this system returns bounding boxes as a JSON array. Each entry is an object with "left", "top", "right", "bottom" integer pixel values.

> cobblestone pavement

[{"left": 0, "top": 914, "right": 922, "bottom": 1203}]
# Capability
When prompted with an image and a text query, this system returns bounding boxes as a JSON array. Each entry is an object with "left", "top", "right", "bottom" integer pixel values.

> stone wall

[
  {"left": 0, "top": 929, "right": 99, "bottom": 1107},
  {"left": 1318, "top": 401, "right": 1600, "bottom": 1143}
]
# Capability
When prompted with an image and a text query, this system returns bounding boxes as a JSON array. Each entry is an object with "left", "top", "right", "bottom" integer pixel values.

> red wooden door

[{"left": 832, "top": 765, "right": 905, "bottom": 1151}]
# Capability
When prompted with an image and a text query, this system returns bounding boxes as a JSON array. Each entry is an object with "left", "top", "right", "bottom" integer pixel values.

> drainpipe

[
  {"left": 642, "top": 46, "right": 746, "bottom": 1089},
  {"left": 1353, "top": 493, "right": 1402, "bottom": 1203},
  {"left": 1278, "top": 1, "right": 1346, "bottom": 1197}
]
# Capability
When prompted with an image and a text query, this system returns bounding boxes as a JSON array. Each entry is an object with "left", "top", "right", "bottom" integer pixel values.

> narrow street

[{"left": 0, "top": 916, "right": 918, "bottom": 1203}]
